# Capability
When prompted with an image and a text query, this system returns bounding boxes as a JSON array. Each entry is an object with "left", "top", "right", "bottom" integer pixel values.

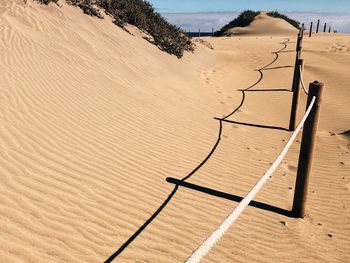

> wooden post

[
  {"left": 296, "top": 34, "right": 301, "bottom": 52},
  {"left": 292, "top": 81, "right": 324, "bottom": 218},
  {"left": 289, "top": 58, "right": 304, "bottom": 131},
  {"left": 316, "top": 19, "right": 320, "bottom": 33},
  {"left": 299, "top": 30, "right": 303, "bottom": 54},
  {"left": 292, "top": 34, "right": 303, "bottom": 92},
  {"left": 323, "top": 23, "right": 327, "bottom": 32},
  {"left": 309, "top": 22, "right": 313, "bottom": 37},
  {"left": 300, "top": 59, "right": 305, "bottom": 72},
  {"left": 328, "top": 27, "right": 331, "bottom": 33},
  {"left": 301, "top": 26, "right": 304, "bottom": 38},
  {"left": 212, "top": 28, "right": 214, "bottom": 36}
]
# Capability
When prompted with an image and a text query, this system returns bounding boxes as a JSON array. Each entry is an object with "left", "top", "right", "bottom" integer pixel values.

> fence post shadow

[
  {"left": 216, "top": 118, "right": 290, "bottom": 132},
  {"left": 167, "top": 178, "right": 292, "bottom": 217}
]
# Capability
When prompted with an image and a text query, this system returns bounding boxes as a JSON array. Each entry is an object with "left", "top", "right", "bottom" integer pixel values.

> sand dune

[
  {"left": 227, "top": 12, "right": 298, "bottom": 36},
  {"left": 0, "top": 1, "right": 349, "bottom": 262}
]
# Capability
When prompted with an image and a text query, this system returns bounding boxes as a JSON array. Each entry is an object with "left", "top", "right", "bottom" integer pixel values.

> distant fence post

[
  {"left": 292, "top": 32, "right": 303, "bottom": 92},
  {"left": 289, "top": 58, "right": 304, "bottom": 131},
  {"left": 198, "top": 28, "right": 201, "bottom": 37},
  {"left": 323, "top": 23, "right": 327, "bottom": 33},
  {"left": 309, "top": 22, "right": 313, "bottom": 37},
  {"left": 328, "top": 27, "right": 331, "bottom": 33},
  {"left": 296, "top": 31, "right": 303, "bottom": 54},
  {"left": 301, "top": 25, "right": 305, "bottom": 38},
  {"left": 292, "top": 81, "right": 324, "bottom": 218},
  {"left": 316, "top": 19, "right": 320, "bottom": 33}
]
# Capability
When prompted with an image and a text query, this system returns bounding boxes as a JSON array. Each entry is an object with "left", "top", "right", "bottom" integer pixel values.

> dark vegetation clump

[
  {"left": 214, "top": 10, "right": 300, "bottom": 37},
  {"left": 214, "top": 10, "right": 260, "bottom": 36},
  {"left": 67, "top": 0, "right": 103, "bottom": 18},
  {"left": 36, "top": 0, "right": 59, "bottom": 4},
  {"left": 35, "top": 0, "right": 194, "bottom": 58},
  {"left": 267, "top": 11, "right": 300, "bottom": 29}
]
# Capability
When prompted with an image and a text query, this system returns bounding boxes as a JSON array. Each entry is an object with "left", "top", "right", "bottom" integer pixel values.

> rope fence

[
  {"left": 185, "top": 28, "right": 325, "bottom": 263},
  {"left": 185, "top": 97, "right": 316, "bottom": 263},
  {"left": 299, "top": 64, "right": 309, "bottom": 95}
]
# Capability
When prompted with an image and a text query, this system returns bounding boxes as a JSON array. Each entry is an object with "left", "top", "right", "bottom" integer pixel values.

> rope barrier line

[
  {"left": 299, "top": 65, "right": 309, "bottom": 95},
  {"left": 104, "top": 39, "right": 292, "bottom": 262},
  {"left": 185, "top": 96, "right": 316, "bottom": 263}
]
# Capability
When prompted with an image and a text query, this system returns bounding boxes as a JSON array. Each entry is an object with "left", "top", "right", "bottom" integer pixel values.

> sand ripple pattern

[{"left": 1, "top": 2, "right": 350, "bottom": 263}]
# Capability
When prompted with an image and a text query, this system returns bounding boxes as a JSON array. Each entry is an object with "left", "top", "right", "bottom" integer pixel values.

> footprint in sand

[
  {"left": 282, "top": 163, "right": 297, "bottom": 174},
  {"left": 346, "top": 183, "right": 350, "bottom": 192},
  {"left": 287, "top": 164, "right": 297, "bottom": 172}
]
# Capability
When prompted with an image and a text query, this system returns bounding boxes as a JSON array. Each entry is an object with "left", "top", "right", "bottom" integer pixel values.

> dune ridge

[{"left": 227, "top": 12, "right": 298, "bottom": 36}]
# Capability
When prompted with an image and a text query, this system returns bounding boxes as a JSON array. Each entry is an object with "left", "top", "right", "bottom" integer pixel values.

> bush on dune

[
  {"left": 267, "top": 11, "right": 299, "bottom": 29},
  {"left": 35, "top": 0, "right": 194, "bottom": 58},
  {"left": 36, "top": 0, "right": 59, "bottom": 4},
  {"left": 214, "top": 10, "right": 260, "bottom": 36},
  {"left": 214, "top": 10, "right": 300, "bottom": 37}
]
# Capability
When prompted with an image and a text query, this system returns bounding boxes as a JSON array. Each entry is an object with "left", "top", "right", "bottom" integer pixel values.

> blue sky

[
  {"left": 148, "top": 0, "right": 350, "bottom": 14},
  {"left": 147, "top": 0, "right": 350, "bottom": 33}
]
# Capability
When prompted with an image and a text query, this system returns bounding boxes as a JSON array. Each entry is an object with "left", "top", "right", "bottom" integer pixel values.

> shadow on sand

[
  {"left": 216, "top": 118, "right": 289, "bottom": 132},
  {"left": 166, "top": 177, "right": 292, "bottom": 217}
]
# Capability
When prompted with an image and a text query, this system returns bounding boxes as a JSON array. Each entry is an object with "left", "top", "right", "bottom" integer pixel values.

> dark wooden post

[
  {"left": 309, "top": 22, "right": 313, "bottom": 37},
  {"left": 299, "top": 24, "right": 305, "bottom": 39},
  {"left": 292, "top": 81, "right": 324, "bottom": 218},
  {"left": 296, "top": 34, "right": 301, "bottom": 52},
  {"left": 316, "top": 19, "right": 320, "bottom": 33},
  {"left": 323, "top": 23, "right": 327, "bottom": 32},
  {"left": 292, "top": 33, "right": 303, "bottom": 92},
  {"left": 328, "top": 27, "right": 331, "bottom": 33},
  {"left": 296, "top": 32, "right": 303, "bottom": 55},
  {"left": 289, "top": 58, "right": 304, "bottom": 131},
  {"left": 301, "top": 26, "right": 304, "bottom": 38}
]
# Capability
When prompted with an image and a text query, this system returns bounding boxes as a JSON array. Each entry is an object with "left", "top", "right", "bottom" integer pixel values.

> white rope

[
  {"left": 185, "top": 96, "right": 316, "bottom": 263},
  {"left": 299, "top": 65, "right": 309, "bottom": 95}
]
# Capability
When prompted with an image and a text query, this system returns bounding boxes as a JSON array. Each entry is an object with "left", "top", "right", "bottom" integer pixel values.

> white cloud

[
  {"left": 162, "top": 12, "right": 350, "bottom": 33},
  {"left": 286, "top": 12, "right": 350, "bottom": 33}
]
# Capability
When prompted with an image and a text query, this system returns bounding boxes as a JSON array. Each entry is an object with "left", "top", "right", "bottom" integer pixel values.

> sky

[{"left": 147, "top": 0, "right": 350, "bottom": 33}]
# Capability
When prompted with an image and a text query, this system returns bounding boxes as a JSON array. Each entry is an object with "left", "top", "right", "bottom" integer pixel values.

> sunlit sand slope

[{"left": 0, "top": 1, "right": 349, "bottom": 262}]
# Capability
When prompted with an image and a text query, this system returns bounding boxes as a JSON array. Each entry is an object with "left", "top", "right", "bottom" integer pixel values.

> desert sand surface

[{"left": 0, "top": 1, "right": 349, "bottom": 262}]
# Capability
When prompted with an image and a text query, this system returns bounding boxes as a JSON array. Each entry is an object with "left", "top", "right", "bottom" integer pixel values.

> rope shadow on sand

[
  {"left": 241, "top": 88, "right": 291, "bottom": 92},
  {"left": 104, "top": 39, "right": 292, "bottom": 262},
  {"left": 260, "top": 65, "right": 293, "bottom": 71}
]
